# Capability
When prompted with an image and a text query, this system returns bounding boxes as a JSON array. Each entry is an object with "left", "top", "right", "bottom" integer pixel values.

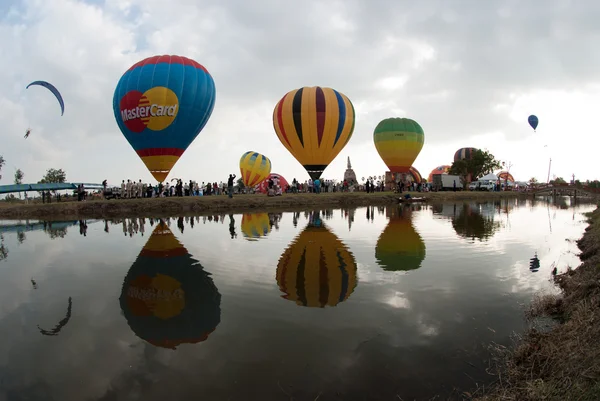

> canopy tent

[{"left": 479, "top": 173, "right": 499, "bottom": 181}]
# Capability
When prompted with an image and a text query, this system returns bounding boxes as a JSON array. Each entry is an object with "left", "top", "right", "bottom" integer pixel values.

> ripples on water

[{"left": 0, "top": 198, "right": 593, "bottom": 400}]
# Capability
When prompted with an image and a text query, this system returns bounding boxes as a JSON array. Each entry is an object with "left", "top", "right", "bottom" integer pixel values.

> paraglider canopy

[{"left": 26, "top": 81, "right": 65, "bottom": 116}]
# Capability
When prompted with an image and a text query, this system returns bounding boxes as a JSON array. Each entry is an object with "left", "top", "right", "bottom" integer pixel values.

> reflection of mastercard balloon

[
  {"left": 113, "top": 55, "right": 216, "bottom": 182},
  {"left": 119, "top": 221, "right": 221, "bottom": 349},
  {"left": 241, "top": 213, "right": 271, "bottom": 240},
  {"left": 276, "top": 220, "right": 357, "bottom": 308},
  {"left": 375, "top": 205, "right": 426, "bottom": 271}
]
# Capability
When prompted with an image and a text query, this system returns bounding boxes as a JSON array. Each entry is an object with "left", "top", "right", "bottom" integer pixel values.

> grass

[
  {"left": 0, "top": 190, "right": 525, "bottom": 220},
  {"left": 473, "top": 207, "right": 600, "bottom": 401}
]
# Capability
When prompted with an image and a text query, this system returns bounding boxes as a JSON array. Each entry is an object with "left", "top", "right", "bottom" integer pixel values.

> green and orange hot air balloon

[{"left": 374, "top": 118, "right": 425, "bottom": 173}]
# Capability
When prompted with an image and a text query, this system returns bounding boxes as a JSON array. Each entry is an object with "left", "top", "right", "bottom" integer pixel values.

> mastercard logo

[{"left": 119, "top": 86, "right": 179, "bottom": 133}]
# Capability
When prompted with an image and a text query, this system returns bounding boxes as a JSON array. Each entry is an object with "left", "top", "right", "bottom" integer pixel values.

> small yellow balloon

[{"left": 239, "top": 151, "right": 272, "bottom": 187}]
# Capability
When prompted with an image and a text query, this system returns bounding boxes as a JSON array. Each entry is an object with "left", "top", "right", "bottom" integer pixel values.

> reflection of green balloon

[
  {"left": 375, "top": 205, "right": 426, "bottom": 271},
  {"left": 119, "top": 221, "right": 221, "bottom": 350},
  {"left": 451, "top": 204, "right": 499, "bottom": 241}
]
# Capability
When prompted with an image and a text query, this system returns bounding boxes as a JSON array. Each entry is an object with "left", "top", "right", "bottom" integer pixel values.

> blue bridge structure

[{"left": 0, "top": 182, "right": 104, "bottom": 195}]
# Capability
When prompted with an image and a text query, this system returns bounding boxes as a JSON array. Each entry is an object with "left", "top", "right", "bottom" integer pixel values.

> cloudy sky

[{"left": 1, "top": 0, "right": 598, "bottom": 186}]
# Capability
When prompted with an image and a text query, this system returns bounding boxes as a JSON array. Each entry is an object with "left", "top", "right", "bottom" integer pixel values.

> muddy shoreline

[
  {"left": 474, "top": 205, "right": 600, "bottom": 400},
  {"left": 0, "top": 191, "right": 526, "bottom": 220}
]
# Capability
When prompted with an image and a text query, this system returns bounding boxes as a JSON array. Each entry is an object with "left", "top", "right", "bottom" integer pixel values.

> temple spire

[{"left": 347, "top": 156, "right": 352, "bottom": 169}]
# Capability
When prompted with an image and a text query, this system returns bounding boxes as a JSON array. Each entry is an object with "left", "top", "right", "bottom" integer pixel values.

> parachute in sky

[
  {"left": 239, "top": 151, "right": 272, "bottom": 188},
  {"left": 113, "top": 55, "right": 216, "bottom": 182},
  {"left": 276, "top": 212, "right": 357, "bottom": 308},
  {"left": 119, "top": 220, "right": 221, "bottom": 349},
  {"left": 273, "top": 86, "right": 355, "bottom": 180},
  {"left": 241, "top": 213, "right": 272, "bottom": 240},
  {"left": 528, "top": 115, "right": 538, "bottom": 131},
  {"left": 374, "top": 118, "right": 425, "bottom": 173},
  {"left": 26, "top": 81, "right": 65, "bottom": 116},
  {"left": 375, "top": 205, "right": 426, "bottom": 271}
]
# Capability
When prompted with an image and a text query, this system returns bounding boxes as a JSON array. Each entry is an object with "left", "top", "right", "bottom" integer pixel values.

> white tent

[{"left": 479, "top": 173, "right": 499, "bottom": 181}]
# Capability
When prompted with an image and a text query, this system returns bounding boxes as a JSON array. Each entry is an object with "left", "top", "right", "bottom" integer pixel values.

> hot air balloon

[
  {"left": 276, "top": 212, "right": 357, "bottom": 308},
  {"left": 528, "top": 115, "right": 538, "bottom": 131},
  {"left": 239, "top": 151, "right": 272, "bottom": 187},
  {"left": 273, "top": 86, "right": 355, "bottom": 180},
  {"left": 256, "top": 173, "right": 289, "bottom": 194},
  {"left": 26, "top": 81, "right": 65, "bottom": 116},
  {"left": 241, "top": 213, "right": 272, "bottom": 240},
  {"left": 373, "top": 118, "right": 425, "bottom": 173},
  {"left": 497, "top": 171, "right": 515, "bottom": 183},
  {"left": 408, "top": 166, "right": 423, "bottom": 183},
  {"left": 453, "top": 147, "right": 478, "bottom": 162},
  {"left": 375, "top": 205, "right": 426, "bottom": 271},
  {"left": 119, "top": 220, "right": 221, "bottom": 349},
  {"left": 427, "top": 165, "right": 451, "bottom": 182},
  {"left": 113, "top": 55, "right": 216, "bottom": 182}
]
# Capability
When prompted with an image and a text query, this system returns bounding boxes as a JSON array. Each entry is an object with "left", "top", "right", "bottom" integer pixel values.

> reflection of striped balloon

[
  {"left": 276, "top": 223, "right": 357, "bottom": 307},
  {"left": 240, "top": 151, "right": 272, "bottom": 187},
  {"left": 241, "top": 213, "right": 271, "bottom": 239},
  {"left": 375, "top": 206, "right": 426, "bottom": 271},
  {"left": 273, "top": 86, "right": 355, "bottom": 181},
  {"left": 119, "top": 221, "right": 221, "bottom": 349}
]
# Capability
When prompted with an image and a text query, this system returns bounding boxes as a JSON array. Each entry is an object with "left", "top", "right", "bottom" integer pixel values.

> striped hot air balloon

[
  {"left": 241, "top": 213, "right": 272, "bottom": 240},
  {"left": 273, "top": 86, "right": 355, "bottom": 180},
  {"left": 119, "top": 221, "right": 221, "bottom": 349},
  {"left": 453, "top": 147, "right": 478, "bottom": 162},
  {"left": 239, "top": 151, "right": 272, "bottom": 188},
  {"left": 374, "top": 118, "right": 425, "bottom": 173},
  {"left": 375, "top": 205, "right": 426, "bottom": 271},
  {"left": 276, "top": 213, "right": 357, "bottom": 308}
]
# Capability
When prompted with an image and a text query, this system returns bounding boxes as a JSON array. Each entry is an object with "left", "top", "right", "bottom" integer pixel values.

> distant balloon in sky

[
  {"left": 528, "top": 115, "right": 539, "bottom": 132},
  {"left": 273, "top": 86, "right": 355, "bottom": 180},
  {"left": 239, "top": 151, "right": 272, "bottom": 188},
  {"left": 373, "top": 118, "right": 425, "bottom": 173},
  {"left": 26, "top": 81, "right": 65, "bottom": 116},
  {"left": 113, "top": 55, "right": 216, "bottom": 182}
]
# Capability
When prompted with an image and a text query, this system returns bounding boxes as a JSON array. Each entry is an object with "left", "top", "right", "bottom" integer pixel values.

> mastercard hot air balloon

[
  {"left": 241, "top": 213, "right": 272, "bottom": 240},
  {"left": 374, "top": 118, "right": 425, "bottom": 173},
  {"left": 119, "top": 221, "right": 221, "bottom": 349},
  {"left": 113, "top": 55, "right": 216, "bottom": 182},
  {"left": 276, "top": 212, "right": 357, "bottom": 308},
  {"left": 273, "top": 86, "right": 355, "bottom": 180},
  {"left": 375, "top": 205, "right": 426, "bottom": 271},
  {"left": 239, "top": 151, "right": 272, "bottom": 187}
]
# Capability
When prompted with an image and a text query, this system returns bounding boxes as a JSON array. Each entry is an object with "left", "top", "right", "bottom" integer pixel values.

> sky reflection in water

[{"left": 0, "top": 198, "right": 593, "bottom": 400}]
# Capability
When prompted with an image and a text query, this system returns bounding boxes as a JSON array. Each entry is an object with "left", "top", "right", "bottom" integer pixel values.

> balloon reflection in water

[
  {"left": 241, "top": 213, "right": 272, "bottom": 240},
  {"left": 375, "top": 205, "right": 426, "bottom": 271},
  {"left": 119, "top": 221, "right": 221, "bottom": 349},
  {"left": 276, "top": 213, "right": 357, "bottom": 308}
]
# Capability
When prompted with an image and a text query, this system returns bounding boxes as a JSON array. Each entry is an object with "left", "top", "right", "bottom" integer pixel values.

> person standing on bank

[{"left": 227, "top": 174, "right": 236, "bottom": 198}]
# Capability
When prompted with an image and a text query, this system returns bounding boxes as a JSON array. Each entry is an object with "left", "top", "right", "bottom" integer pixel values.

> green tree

[
  {"left": 40, "top": 168, "right": 66, "bottom": 183},
  {"left": 14, "top": 168, "right": 24, "bottom": 199},
  {"left": 0, "top": 155, "right": 5, "bottom": 181},
  {"left": 550, "top": 177, "right": 566, "bottom": 185},
  {"left": 528, "top": 177, "right": 538, "bottom": 187},
  {"left": 449, "top": 149, "right": 502, "bottom": 185}
]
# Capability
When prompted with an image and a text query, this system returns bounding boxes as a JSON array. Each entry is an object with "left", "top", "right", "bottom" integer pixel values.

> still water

[{"left": 0, "top": 198, "right": 593, "bottom": 400}]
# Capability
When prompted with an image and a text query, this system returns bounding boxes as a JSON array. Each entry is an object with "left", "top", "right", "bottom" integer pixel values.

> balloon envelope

[
  {"left": 528, "top": 115, "right": 538, "bottom": 131},
  {"left": 256, "top": 173, "right": 289, "bottom": 193},
  {"left": 454, "top": 147, "right": 478, "bottom": 162},
  {"left": 375, "top": 205, "right": 426, "bottom": 271},
  {"left": 273, "top": 86, "right": 355, "bottom": 180},
  {"left": 498, "top": 171, "right": 515, "bottom": 182},
  {"left": 241, "top": 213, "right": 272, "bottom": 240},
  {"left": 427, "top": 165, "right": 451, "bottom": 182},
  {"left": 276, "top": 213, "right": 357, "bottom": 307},
  {"left": 374, "top": 118, "right": 425, "bottom": 173},
  {"left": 26, "top": 81, "right": 65, "bottom": 116},
  {"left": 409, "top": 166, "right": 423, "bottom": 183},
  {"left": 239, "top": 151, "right": 272, "bottom": 187},
  {"left": 113, "top": 55, "right": 216, "bottom": 182},
  {"left": 119, "top": 221, "right": 221, "bottom": 349}
]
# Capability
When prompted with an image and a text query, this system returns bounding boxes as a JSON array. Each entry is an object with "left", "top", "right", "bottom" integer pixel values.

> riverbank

[
  {"left": 0, "top": 191, "right": 524, "bottom": 220},
  {"left": 475, "top": 206, "right": 600, "bottom": 401}
]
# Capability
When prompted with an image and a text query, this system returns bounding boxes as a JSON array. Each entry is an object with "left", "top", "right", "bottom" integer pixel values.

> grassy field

[
  {"left": 0, "top": 190, "right": 525, "bottom": 220},
  {"left": 474, "top": 206, "right": 600, "bottom": 401}
]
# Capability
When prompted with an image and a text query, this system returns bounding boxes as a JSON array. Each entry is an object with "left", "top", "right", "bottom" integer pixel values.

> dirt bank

[
  {"left": 474, "top": 206, "right": 600, "bottom": 401},
  {"left": 0, "top": 191, "right": 524, "bottom": 220}
]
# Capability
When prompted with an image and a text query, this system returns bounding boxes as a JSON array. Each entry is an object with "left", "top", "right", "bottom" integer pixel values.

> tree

[
  {"left": 528, "top": 177, "right": 538, "bottom": 187},
  {"left": 550, "top": 177, "right": 566, "bottom": 185},
  {"left": 40, "top": 168, "right": 66, "bottom": 183},
  {"left": 449, "top": 149, "right": 502, "bottom": 186},
  {"left": 14, "top": 168, "right": 24, "bottom": 199},
  {"left": 0, "top": 155, "right": 5, "bottom": 180}
]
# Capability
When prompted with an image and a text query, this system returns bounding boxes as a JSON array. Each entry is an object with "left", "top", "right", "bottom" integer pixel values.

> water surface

[{"left": 0, "top": 198, "right": 593, "bottom": 400}]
